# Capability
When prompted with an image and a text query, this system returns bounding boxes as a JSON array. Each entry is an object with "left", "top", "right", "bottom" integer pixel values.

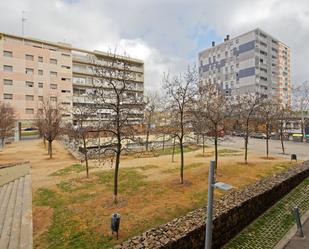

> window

[
  {"left": 61, "top": 65, "right": 70, "bottom": 69},
  {"left": 50, "top": 84, "right": 58, "bottom": 89},
  {"left": 26, "top": 95, "right": 34, "bottom": 101},
  {"left": 25, "top": 54, "right": 34, "bottom": 61},
  {"left": 61, "top": 102, "right": 71, "bottom": 105},
  {"left": 73, "top": 77, "right": 86, "bottom": 84},
  {"left": 38, "top": 56, "right": 43, "bottom": 62},
  {"left": 4, "top": 94, "right": 13, "bottom": 100},
  {"left": 25, "top": 108, "right": 34, "bottom": 114},
  {"left": 3, "top": 65, "right": 13, "bottom": 72},
  {"left": 38, "top": 70, "right": 43, "bottom": 75},
  {"left": 61, "top": 78, "right": 70, "bottom": 81},
  {"left": 26, "top": 81, "right": 34, "bottom": 88},
  {"left": 50, "top": 96, "right": 57, "bottom": 102},
  {"left": 38, "top": 96, "right": 43, "bottom": 101},
  {"left": 3, "top": 51, "right": 12, "bottom": 57},
  {"left": 260, "top": 50, "right": 267, "bottom": 56},
  {"left": 26, "top": 68, "right": 34, "bottom": 74},
  {"left": 50, "top": 71, "right": 57, "bottom": 77},
  {"left": 38, "top": 82, "right": 43, "bottom": 88},
  {"left": 50, "top": 58, "right": 57, "bottom": 65},
  {"left": 61, "top": 90, "right": 71, "bottom": 93},
  {"left": 61, "top": 53, "right": 70, "bottom": 57},
  {"left": 3, "top": 79, "right": 13, "bottom": 85}
]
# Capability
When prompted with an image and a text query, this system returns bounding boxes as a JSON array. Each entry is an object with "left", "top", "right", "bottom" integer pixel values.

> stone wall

[{"left": 115, "top": 161, "right": 309, "bottom": 249}]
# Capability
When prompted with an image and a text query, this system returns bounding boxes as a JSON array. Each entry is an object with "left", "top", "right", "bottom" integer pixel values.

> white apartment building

[{"left": 199, "top": 28, "right": 291, "bottom": 106}]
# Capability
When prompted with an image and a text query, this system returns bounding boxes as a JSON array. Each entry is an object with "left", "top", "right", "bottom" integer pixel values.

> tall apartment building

[
  {"left": 199, "top": 28, "right": 291, "bottom": 106},
  {"left": 0, "top": 32, "right": 144, "bottom": 125}
]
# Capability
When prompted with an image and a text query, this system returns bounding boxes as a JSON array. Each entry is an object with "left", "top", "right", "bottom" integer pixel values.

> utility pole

[
  {"left": 205, "top": 160, "right": 215, "bottom": 249},
  {"left": 205, "top": 161, "right": 233, "bottom": 249}
]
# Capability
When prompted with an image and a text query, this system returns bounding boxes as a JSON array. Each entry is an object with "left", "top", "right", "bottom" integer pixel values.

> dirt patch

[
  {"left": 260, "top": 156, "right": 278, "bottom": 160},
  {"left": 33, "top": 206, "right": 53, "bottom": 239}
]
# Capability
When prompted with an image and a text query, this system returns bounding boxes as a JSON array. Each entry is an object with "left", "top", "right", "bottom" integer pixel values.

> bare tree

[
  {"left": 276, "top": 105, "right": 291, "bottom": 155},
  {"left": 92, "top": 50, "right": 144, "bottom": 203},
  {"left": 258, "top": 98, "right": 280, "bottom": 158},
  {"left": 163, "top": 67, "right": 197, "bottom": 184},
  {"left": 144, "top": 92, "right": 158, "bottom": 151},
  {"left": 194, "top": 83, "right": 232, "bottom": 170},
  {"left": 0, "top": 102, "right": 16, "bottom": 148},
  {"left": 192, "top": 117, "right": 208, "bottom": 156},
  {"left": 66, "top": 102, "right": 95, "bottom": 178},
  {"left": 37, "top": 100, "right": 63, "bottom": 159},
  {"left": 293, "top": 81, "right": 309, "bottom": 142},
  {"left": 234, "top": 93, "right": 261, "bottom": 164}
]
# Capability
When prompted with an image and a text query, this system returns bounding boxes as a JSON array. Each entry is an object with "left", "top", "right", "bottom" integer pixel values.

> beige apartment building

[{"left": 0, "top": 32, "right": 144, "bottom": 125}]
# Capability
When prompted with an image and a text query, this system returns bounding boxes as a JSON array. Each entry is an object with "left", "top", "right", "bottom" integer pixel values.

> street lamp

[{"left": 205, "top": 160, "right": 233, "bottom": 249}]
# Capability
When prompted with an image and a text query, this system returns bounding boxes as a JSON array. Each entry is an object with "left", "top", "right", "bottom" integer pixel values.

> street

[{"left": 220, "top": 136, "right": 309, "bottom": 161}]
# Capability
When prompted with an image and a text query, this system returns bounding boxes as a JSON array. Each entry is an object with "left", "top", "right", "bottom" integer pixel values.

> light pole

[{"left": 205, "top": 160, "right": 233, "bottom": 249}]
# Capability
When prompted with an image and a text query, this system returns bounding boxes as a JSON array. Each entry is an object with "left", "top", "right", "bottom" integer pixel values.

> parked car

[
  {"left": 251, "top": 133, "right": 268, "bottom": 139},
  {"left": 232, "top": 131, "right": 244, "bottom": 137}
]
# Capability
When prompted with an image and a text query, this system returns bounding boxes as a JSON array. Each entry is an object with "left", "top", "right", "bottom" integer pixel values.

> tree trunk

[
  {"left": 43, "top": 137, "right": 46, "bottom": 147},
  {"left": 83, "top": 139, "right": 89, "bottom": 178},
  {"left": 113, "top": 149, "right": 120, "bottom": 204},
  {"left": 202, "top": 134, "right": 205, "bottom": 156},
  {"left": 214, "top": 135, "right": 218, "bottom": 171},
  {"left": 162, "top": 134, "right": 165, "bottom": 150},
  {"left": 48, "top": 141, "right": 53, "bottom": 159},
  {"left": 172, "top": 137, "right": 176, "bottom": 162},
  {"left": 145, "top": 130, "right": 150, "bottom": 151},
  {"left": 266, "top": 123, "right": 269, "bottom": 158},
  {"left": 1, "top": 137, "right": 4, "bottom": 149},
  {"left": 280, "top": 124, "right": 285, "bottom": 154},
  {"left": 179, "top": 137, "right": 184, "bottom": 184},
  {"left": 244, "top": 121, "right": 249, "bottom": 164}
]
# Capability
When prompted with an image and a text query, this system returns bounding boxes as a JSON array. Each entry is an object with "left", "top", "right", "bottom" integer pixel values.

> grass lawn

[
  {"left": 33, "top": 154, "right": 297, "bottom": 249},
  {"left": 21, "top": 130, "right": 39, "bottom": 136}
]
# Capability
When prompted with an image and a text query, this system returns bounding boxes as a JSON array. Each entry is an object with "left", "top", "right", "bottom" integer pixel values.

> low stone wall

[
  {"left": 116, "top": 161, "right": 309, "bottom": 249},
  {"left": 0, "top": 160, "right": 30, "bottom": 169}
]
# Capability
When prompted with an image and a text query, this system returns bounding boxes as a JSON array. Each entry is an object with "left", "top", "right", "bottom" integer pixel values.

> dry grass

[{"left": 0, "top": 139, "right": 298, "bottom": 248}]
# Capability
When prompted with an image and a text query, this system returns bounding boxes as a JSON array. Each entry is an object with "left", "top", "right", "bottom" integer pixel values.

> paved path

[
  {"left": 0, "top": 166, "right": 33, "bottom": 249},
  {"left": 223, "top": 177, "right": 309, "bottom": 249},
  {"left": 221, "top": 137, "right": 309, "bottom": 161},
  {"left": 283, "top": 216, "right": 309, "bottom": 248}
]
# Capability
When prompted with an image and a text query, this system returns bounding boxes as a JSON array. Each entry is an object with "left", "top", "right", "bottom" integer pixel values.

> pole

[
  {"left": 293, "top": 207, "right": 304, "bottom": 237},
  {"left": 205, "top": 160, "right": 215, "bottom": 249},
  {"left": 99, "top": 114, "right": 101, "bottom": 163}
]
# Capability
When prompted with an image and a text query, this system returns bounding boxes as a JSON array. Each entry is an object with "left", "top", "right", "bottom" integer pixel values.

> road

[{"left": 220, "top": 136, "right": 309, "bottom": 161}]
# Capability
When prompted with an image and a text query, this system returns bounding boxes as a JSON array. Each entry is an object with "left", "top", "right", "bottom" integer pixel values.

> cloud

[{"left": 0, "top": 0, "right": 309, "bottom": 90}]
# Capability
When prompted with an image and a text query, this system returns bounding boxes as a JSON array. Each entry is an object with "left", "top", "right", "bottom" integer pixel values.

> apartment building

[
  {"left": 0, "top": 32, "right": 144, "bottom": 125},
  {"left": 199, "top": 28, "right": 291, "bottom": 106}
]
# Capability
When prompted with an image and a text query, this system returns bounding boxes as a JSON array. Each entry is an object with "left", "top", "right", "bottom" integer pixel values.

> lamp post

[{"left": 205, "top": 160, "right": 233, "bottom": 249}]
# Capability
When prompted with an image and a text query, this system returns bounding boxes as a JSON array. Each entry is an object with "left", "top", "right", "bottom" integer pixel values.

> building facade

[
  {"left": 0, "top": 32, "right": 144, "bottom": 124},
  {"left": 199, "top": 28, "right": 291, "bottom": 106}
]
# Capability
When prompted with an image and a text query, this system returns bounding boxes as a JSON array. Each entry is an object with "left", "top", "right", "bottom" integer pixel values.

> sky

[{"left": 0, "top": 0, "right": 309, "bottom": 92}]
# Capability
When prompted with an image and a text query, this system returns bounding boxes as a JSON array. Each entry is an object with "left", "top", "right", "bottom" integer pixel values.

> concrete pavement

[{"left": 220, "top": 136, "right": 309, "bottom": 161}]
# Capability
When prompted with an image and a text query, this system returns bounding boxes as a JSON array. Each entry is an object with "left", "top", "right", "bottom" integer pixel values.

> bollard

[
  {"left": 292, "top": 207, "right": 304, "bottom": 237},
  {"left": 111, "top": 213, "right": 121, "bottom": 239}
]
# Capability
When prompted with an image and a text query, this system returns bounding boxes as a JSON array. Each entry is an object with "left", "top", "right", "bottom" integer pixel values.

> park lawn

[{"left": 33, "top": 157, "right": 297, "bottom": 249}]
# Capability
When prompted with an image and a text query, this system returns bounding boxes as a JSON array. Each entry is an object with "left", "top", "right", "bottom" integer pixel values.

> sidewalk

[
  {"left": 223, "top": 177, "right": 309, "bottom": 249},
  {"left": 283, "top": 216, "right": 309, "bottom": 248}
]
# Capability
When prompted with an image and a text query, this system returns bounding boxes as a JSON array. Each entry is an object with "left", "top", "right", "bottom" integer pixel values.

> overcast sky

[{"left": 0, "top": 0, "right": 308, "bottom": 91}]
